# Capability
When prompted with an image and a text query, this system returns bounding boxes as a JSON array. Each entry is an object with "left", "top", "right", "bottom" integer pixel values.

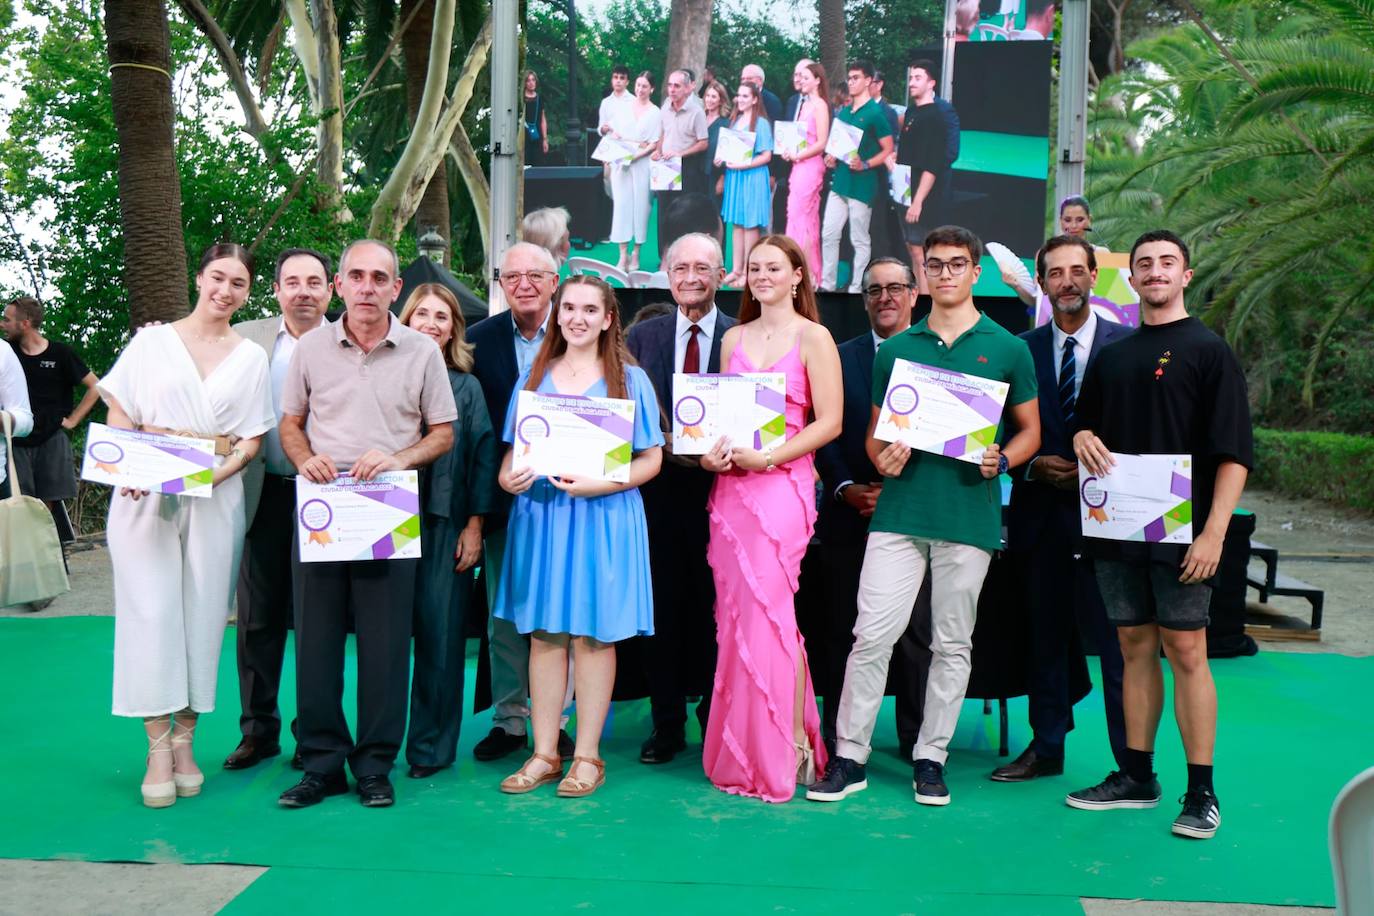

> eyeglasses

[
  {"left": 863, "top": 283, "right": 913, "bottom": 301},
  {"left": 924, "top": 257, "right": 972, "bottom": 278},
  {"left": 669, "top": 263, "right": 717, "bottom": 278},
  {"left": 499, "top": 270, "right": 557, "bottom": 287}
]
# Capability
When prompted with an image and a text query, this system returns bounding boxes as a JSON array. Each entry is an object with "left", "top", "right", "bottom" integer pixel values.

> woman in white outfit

[
  {"left": 607, "top": 71, "right": 663, "bottom": 272},
  {"left": 98, "top": 243, "right": 274, "bottom": 808}
]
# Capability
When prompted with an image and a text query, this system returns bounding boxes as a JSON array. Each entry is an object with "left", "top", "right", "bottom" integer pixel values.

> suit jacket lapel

[{"left": 707, "top": 311, "right": 732, "bottom": 373}]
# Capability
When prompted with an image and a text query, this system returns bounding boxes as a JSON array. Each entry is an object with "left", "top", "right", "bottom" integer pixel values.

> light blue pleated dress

[
  {"left": 492, "top": 365, "right": 662, "bottom": 643},
  {"left": 721, "top": 117, "right": 774, "bottom": 230}
]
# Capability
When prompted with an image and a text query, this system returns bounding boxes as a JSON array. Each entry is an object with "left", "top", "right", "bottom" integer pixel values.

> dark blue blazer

[
  {"left": 815, "top": 332, "right": 880, "bottom": 548},
  {"left": 1006, "top": 317, "right": 1134, "bottom": 550},
  {"left": 468, "top": 310, "right": 527, "bottom": 527}
]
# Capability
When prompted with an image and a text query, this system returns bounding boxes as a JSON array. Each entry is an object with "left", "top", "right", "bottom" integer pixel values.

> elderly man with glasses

[
  {"left": 624, "top": 232, "right": 737, "bottom": 763},
  {"left": 807, "top": 225, "right": 1040, "bottom": 807},
  {"left": 467, "top": 242, "right": 575, "bottom": 763}
]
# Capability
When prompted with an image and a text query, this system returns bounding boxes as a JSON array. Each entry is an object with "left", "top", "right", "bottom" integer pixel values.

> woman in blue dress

[
  {"left": 718, "top": 80, "right": 774, "bottom": 288},
  {"left": 493, "top": 275, "right": 663, "bottom": 798}
]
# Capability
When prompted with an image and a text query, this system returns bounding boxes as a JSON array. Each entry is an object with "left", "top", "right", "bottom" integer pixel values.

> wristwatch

[{"left": 997, "top": 454, "right": 1009, "bottom": 475}]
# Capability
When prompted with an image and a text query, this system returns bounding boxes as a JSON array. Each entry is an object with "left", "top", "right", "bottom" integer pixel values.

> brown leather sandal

[
  {"left": 556, "top": 755, "right": 606, "bottom": 798},
  {"left": 499, "top": 752, "right": 563, "bottom": 794}
]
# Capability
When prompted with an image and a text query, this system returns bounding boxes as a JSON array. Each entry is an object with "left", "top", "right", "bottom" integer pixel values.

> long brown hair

[
  {"left": 736, "top": 81, "right": 766, "bottom": 133},
  {"left": 736, "top": 234, "right": 820, "bottom": 325},
  {"left": 804, "top": 62, "right": 831, "bottom": 114},
  {"left": 524, "top": 275, "right": 635, "bottom": 399},
  {"left": 399, "top": 283, "right": 475, "bottom": 373}
]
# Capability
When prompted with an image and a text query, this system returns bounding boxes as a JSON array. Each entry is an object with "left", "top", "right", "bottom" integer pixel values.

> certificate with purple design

[
  {"left": 670, "top": 373, "right": 787, "bottom": 455},
  {"left": 1079, "top": 453, "right": 1193, "bottom": 544},
  {"left": 512, "top": 391, "right": 636, "bottom": 482},
  {"left": 873, "top": 358, "right": 1010, "bottom": 464},
  {"left": 295, "top": 470, "right": 422, "bottom": 563},
  {"left": 79, "top": 422, "right": 215, "bottom": 498}
]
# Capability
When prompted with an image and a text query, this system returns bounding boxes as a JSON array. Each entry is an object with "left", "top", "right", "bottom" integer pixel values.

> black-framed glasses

[
  {"left": 924, "top": 257, "right": 971, "bottom": 277},
  {"left": 863, "top": 282, "right": 913, "bottom": 301},
  {"left": 498, "top": 269, "right": 557, "bottom": 287}
]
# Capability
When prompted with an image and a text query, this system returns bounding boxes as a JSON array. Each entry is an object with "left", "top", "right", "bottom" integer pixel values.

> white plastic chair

[
  {"left": 1330, "top": 765, "right": 1374, "bottom": 915},
  {"left": 628, "top": 269, "right": 670, "bottom": 289},
  {"left": 566, "top": 256, "right": 631, "bottom": 288}
]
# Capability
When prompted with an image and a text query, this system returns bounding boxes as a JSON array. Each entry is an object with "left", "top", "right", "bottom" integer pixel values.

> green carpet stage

[{"left": 3, "top": 616, "right": 1358, "bottom": 912}]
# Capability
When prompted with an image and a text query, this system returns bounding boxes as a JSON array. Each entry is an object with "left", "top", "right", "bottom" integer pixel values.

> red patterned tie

[{"left": 683, "top": 324, "right": 701, "bottom": 374}]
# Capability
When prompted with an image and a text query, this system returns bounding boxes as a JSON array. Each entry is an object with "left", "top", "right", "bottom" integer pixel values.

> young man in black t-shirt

[
  {"left": 1068, "top": 230, "right": 1253, "bottom": 840},
  {"left": 891, "top": 60, "right": 953, "bottom": 295}
]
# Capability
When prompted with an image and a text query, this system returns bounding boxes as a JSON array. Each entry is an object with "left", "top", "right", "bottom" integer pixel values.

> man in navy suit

[
  {"left": 814, "top": 257, "right": 931, "bottom": 759},
  {"left": 626, "top": 232, "right": 736, "bottom": 763},
  {"left": 466, "top": 242, "right": 573, "bottom": 762},
  {"left": 993, "top": 235, "right": 1131, "bottom": 782}
]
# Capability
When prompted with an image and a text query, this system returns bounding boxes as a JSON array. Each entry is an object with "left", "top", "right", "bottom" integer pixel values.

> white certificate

[
  {"left": 671, "top": 373, "right": 787, "bottom": 455},
  {"left": 824, "top": 119, "right": 863, "bottom": 162},
  {"left": 873, "top": 358, "right": 1010, "bottom": 464},
  {"left": 773, "top": 120, "right": 809, "bottom": 157},
  {"left": 80, "top": 422, "right": 215, "bottom": 498},
  {"left": 296, "top": 471, "right": 421, "bottom": 563},
  {"left": 714, "top": 127, "right": 756, "bottom": 167},
  {"left": 512, "top": 390, "right": 636, "bottom": 482},
  {"left": 1080, "top": 453, "right": 1194, "bottom": 544},
  {"left": 889, "top": 164, "right": 913, "bottom": 206},
  {"left": 651, "top": 156, "right": 682, "bottom": 190},
  {"left": 591, "top": 136, "right": 638, "bottom": 165}
]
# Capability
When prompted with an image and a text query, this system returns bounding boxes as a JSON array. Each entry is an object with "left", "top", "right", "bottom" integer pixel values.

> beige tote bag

[{"left": 0, "top": 410, "right": 70, "bottom": 607}]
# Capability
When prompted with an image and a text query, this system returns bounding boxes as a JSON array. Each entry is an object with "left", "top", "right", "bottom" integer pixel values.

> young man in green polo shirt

[
  {"left": 807, "top": 225, "right": 1041, "bottom": 806},
  {"left": 820, "top": 59, "right": 894, "bottom": 294}
]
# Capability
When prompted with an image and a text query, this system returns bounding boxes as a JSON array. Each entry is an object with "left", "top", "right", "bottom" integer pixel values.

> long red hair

[
  {"left": 736, "top": 234, "right": 821, "bottom": 325},
  {"left": 524, "top": 275, "right": 636, "bottom": 399}
]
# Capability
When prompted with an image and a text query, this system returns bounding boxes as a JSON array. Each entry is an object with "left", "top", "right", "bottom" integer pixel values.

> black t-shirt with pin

[{"left": 1076, "top": 316, "right": 1254, "bottom": 567}]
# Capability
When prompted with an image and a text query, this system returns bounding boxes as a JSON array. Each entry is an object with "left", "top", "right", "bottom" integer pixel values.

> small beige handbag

[{"left": 0, "top": 410, "right": 70, "bottom": 607}]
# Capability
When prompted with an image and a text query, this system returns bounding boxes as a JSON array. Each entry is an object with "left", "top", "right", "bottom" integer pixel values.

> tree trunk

[
  {"left": 402, "top": 0, "right": 452, "bottom": 266},
  {"left": 311, "top": 0, "right": 348, "bottom": 219},
  {"left": 104, "top": 0, "right": 189, "bottom": 328},
  {"left": 818, "top": 0, "right": 845, "bottom": 94},
  {"left": 664, "top": 0, "right": 712, "bottom": 89}
]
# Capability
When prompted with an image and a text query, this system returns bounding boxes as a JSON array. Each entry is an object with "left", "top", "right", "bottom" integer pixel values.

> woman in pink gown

[
  {"left": 782, "top": 62, "right": 832, "bottom": 281},
  {"left": 700, "top": 234, "right": 843, "bottom": 802}
]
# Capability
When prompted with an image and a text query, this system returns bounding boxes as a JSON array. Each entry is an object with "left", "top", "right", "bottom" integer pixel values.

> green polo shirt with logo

[
  {"left": 869, "top": 312, "right": 1038, "bottom": 552},
  {"left": 830, "top": 98, "right": 893, "bottom": 202}
]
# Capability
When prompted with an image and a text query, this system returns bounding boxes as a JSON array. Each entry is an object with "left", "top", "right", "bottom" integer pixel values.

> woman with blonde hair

[
  {"left": 493, "top": 276, "right": 663, "bottom": 797},
  {"left": 398, "top": 282, "right": 496, "bottom": 778},
  {"left": 521, "top": 206, "right": 572, "bottom": 266}
]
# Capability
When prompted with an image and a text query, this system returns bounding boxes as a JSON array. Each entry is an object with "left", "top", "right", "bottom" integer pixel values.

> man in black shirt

[
  {"left": 2, "top": 296, "right": 100, "bottom": 520},
  {"left": 892, "top": 60, "right": 952, "bottom": 295},
  {"left": 1069, "top": 230, "right": 1253, "bottom": 841}
]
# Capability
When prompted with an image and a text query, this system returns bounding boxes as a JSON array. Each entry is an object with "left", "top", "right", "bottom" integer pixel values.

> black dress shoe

[
  {"left": 278, "top": 772, "right": 348, "bottom": 808},
  {"left": 557, "top": 728, "right": 576, "bottom": 762},
  {"left": 990, "top": 747, "right": 1065, "bottom": 782},
  {"left": 473, "top": 727, "right": 527, "bottom": 761},
  {"left": 290, "top": 749, "right": 303, "bottom": 770},
  {"left": 639, "top": 728, "right": 687, "bottom": 764},
  {"left": 223, "top": 738, "right": 282, "bottom": 770},
  {"left": 407, "top": 763, "right": 447, "bottom": 779},
  {"left": 357, "top": 774, "right": 395, "bottom": 807}
]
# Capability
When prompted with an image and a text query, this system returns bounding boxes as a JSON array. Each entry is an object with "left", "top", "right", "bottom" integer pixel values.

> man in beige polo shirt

[
  {"left": 276, "top": 239, "right": 456, "bottom": 809},
  {"left": 653, "top": 68, "right": 709, "bottom": 251}
]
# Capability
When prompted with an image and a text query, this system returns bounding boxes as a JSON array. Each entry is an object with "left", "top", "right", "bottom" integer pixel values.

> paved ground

[{"left": 3, "top": 487, "right": 1367, "bottom": 913}]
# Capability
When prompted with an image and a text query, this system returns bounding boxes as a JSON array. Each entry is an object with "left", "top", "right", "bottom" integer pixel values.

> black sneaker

[
  {"left": 913, "top": 759, "right": 950, "bottom": 806},
  {"left": 1172, "top": 787, "right": 1221, "bottom": 839},
  {"left": 1065, "top": 770, "right": 1162, "bottom": 810},
  {"left": 805, "top": 756, "right": 868, "bottom": 802}
]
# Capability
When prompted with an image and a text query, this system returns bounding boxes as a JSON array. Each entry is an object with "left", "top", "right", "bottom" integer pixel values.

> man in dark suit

[
  {"left": 466, "top": 242, "right": 573, "bottom": 762},
  {"left": 625, "top": 232, "right": 736, "bottom": 763},
  {"left": 224, "top": 248, "right": 331, "bottom": 771},
  {"left": 993, "top": 234, "right": 1131, "bottom": 782},
  {"left": 814, "top": 257, "right": 930, "bottom": 759}
]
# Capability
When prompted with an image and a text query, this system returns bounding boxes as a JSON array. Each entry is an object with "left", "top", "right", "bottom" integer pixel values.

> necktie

[
  {"left": 1059, "top": 336, "right": 1078, "bottom": 423},
  {"left": 683, "top": 324, "right": 701, "bottom": 374}
]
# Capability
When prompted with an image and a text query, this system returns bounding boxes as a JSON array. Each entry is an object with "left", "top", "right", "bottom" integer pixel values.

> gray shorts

[
  {"left": 13, "top": 431, "right": 78, "bottom": 501},
  {"left": 1095, "top": 559, "right": 1212, "bottom": 631}
]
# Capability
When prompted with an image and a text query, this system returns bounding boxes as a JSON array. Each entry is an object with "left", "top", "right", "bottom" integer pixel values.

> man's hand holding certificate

[
  {"left": 80, "top": 422, "right": 215, "bottom": 497},
  {"left": 873, "top": 359, "right": 1010, "bottom": 465},
  {"left": 296, "top": 470, "right": 422, "bottom": 563},
  {"left": 513, "top": 390, "right": 636, "bottom": 482},
  {"left": 651, "top": 156, "right": 683, "bottom": 190},
  {"left": 824, "top": 119, "right": 863, "bottom": 163},
  {"left": 1079, "top": 453, "right": 1193, "bottom": 544},
  {"left": 714, "top": 127, "right": 756, "bottom": 167},
  {"left": 671, "top": 373, "right": 787, "bottom": 455}
]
